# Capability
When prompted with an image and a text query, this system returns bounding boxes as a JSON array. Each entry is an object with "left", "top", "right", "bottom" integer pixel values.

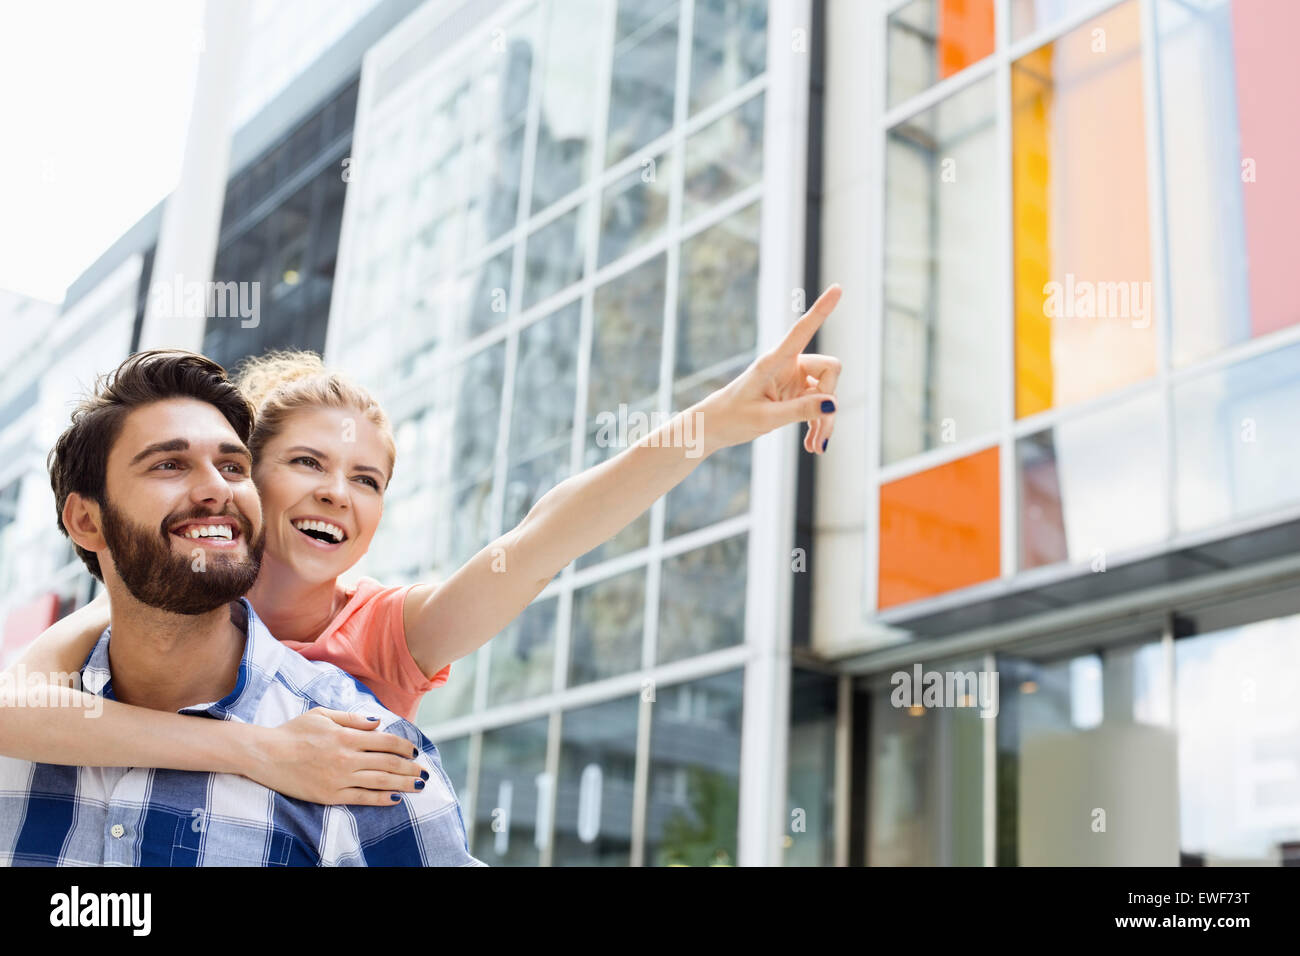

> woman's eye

[
  {"left": 354, "top": 475, "right": 380, "bottom": 490},
  {"left": 292, "top": 456, "right": 321, "bottom": 469}
]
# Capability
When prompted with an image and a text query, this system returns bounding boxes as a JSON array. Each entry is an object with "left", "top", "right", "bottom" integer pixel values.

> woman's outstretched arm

[
  {"left": 2, "top": 594, "right": 425, "bottom": 806},
  {"left": 402, "top": 285, "right": 845, "bottom": 678}
]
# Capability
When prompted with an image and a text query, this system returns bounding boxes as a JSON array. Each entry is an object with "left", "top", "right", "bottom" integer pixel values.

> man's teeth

[
  {"left": 182, "top": 525, "right": 233, "bottom": 540},
  {"left": 292, "top": 519, "right": 345, "bottom": 543}
]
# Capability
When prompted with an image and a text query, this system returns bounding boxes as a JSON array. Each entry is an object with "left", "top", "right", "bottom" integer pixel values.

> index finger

[{"left": 775, "top": 284, "right": 841, "bottom": 359}]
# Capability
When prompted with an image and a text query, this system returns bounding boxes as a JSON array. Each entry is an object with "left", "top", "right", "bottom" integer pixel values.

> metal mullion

[
  {"left": 882, "top": 56, "right": 999, "bottom": 130},
  {"left": 866, "top": 0, "right": 888, "bottom": 618},
  {"left": 996, "top": 0, "right": 1016, "bottom": 582}
]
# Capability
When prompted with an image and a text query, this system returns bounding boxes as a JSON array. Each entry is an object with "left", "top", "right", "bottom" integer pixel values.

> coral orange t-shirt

[{"left": 278, "top": 577, "right": 449, "bottom": 722}]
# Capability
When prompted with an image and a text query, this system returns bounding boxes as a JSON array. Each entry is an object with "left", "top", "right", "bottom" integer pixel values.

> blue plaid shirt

[{"left": 0, "top": 598, "right": 484, "bottom": 866}]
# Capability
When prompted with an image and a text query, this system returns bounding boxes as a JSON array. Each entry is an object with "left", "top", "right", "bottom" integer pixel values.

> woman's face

[{"left": 253, "top": 406, "right": 391, "bottom": 586}]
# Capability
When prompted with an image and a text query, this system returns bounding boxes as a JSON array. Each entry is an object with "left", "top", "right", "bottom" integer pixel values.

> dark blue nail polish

[
  {"left": 415, "top": 780, "right": 425, "bottom": 790},
  {"left": 822, "top": 438, "right": 828, "bottom": 451},
  {"left": 412, "top": 747, "right": 419, "bottom": 757},
  {"left": 366, "top": 716, "right": 378, "bottom": 721},
  {"left": 390, "top": 794, "right": 401, "bottom": 802},
  {"left": 821, "top": 399, "right": 836, "bottom": 413},
  {"left": 420, "top": 770, "right": 429, "bottom": 780}
]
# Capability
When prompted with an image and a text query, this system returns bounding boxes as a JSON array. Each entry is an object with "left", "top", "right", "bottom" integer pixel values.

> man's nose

[{"left": 189, "top": 461, "right": 234, "bottom": 508}]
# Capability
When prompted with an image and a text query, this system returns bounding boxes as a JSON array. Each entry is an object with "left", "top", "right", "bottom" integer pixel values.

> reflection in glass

[
  {"left": 461, "top": 245, "right": 513, "bottom": 340},
  {"left": 1156, "top": 0, "right": 1300, "bottom": 366},
  {"left": 590, "top": 255, "right": 665, "bottom": 416},
  {"left": 684, "top": 92, "right": 764, "bottom": 223},
  {"left": 510, "top": 301, "right": 580, "bottom": 458},
  {"left": 1176, "top": 612, "right": 1300, "bottom": 865},
  {"left": 657, "top": 533, "right": 746, "bottom": 665},
  {"left": 1017, "top": 389, "right": 1166, "bottom": 570},
  {"left": 554, "top": 696, "right": 639, "bottom": 865},
  {"left": 646, "top": 670, "right": 743, "bottom": 866},
  {"left": 569, "top": 567, "right": 646, "bottom": 687},
  {"left": 474, "top": 717, "right": 549, "bottom": 866},
  {"left": 689, "top": 0, "right": 767, "bottom": 114},
  {"left": 868, "top": 656, "right": 987, "bottom": 865},
  {"left": 883, "top": 76, "right": 999, "bottom": 465},
  {"left": 676, "top": 201, "right": 760, "bottom": 380},
  {"left": 599, "top": 151, "right": 671, "bottom": 268},
  {"left": 607, "top": 0, "right": 679, "bottom": 166},
  {"left": 488, "top": 597, "right": 557, "bottom": 707},
  {"left": 523, "top": 204, "right": 587, "bottom": 311},
  {"left": 1173, "top": 342, "right": 1300, "bottom": 534},
  {"left": 785, "top": 670, "right": 838, "bottom": 866},
  {"left": 888, "top": 0, "right": 995, "bottom": 107},
  {"left": 1013, "top": 1, "right": 1155, "bottom": 418},
  {"left": 531, "top": 0, "right": 602, "bottom": 214},
  {"left": 997, "top": 641, "right": 1176, "bottom": 865},
  {"left": 452, "top": 342, "right": 506, "bottom": 483}
]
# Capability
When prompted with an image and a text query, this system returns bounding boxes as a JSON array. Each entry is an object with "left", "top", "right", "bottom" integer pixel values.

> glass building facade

[
  {"left": 845, "top": 0, "right": 1300, "bottom": 865},
  {"left": 327, "top": 0, "right": 809, "bottom": 866}
]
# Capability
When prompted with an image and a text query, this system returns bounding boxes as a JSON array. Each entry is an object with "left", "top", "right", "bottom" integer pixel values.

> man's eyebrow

[
  {"left": 287, "top": 445, "right": 383, "bottom": 476},
  {"left": 130, "top": 438, "right": 188, "bottom": 465},
  {"left": 219, "top": 442, "right": 253, "bottom": 460}
]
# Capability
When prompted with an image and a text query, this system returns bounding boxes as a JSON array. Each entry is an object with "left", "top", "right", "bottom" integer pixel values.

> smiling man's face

[{"left": 97, "top": 398, "right": 265, "bottom": 615}]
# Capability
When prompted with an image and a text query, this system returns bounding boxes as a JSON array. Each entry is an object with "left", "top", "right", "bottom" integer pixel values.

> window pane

[
  {"left": 1156, "top": 0, "right": 1300, "bottom": 366},
  {"left": 607, "top": 0, "right": 679, "bottom": 166},
  {"left": 889, "top": 0, "right": 995, "bottom": 108},
  {"left": 1018, "top": 389, "right": 1167, "bottom": 571},
  {"left": 531, "top": 0, "right": 602, "bottom": 214},
  {"left": 1173, "top": 342, "right": 1300, "bottom": 534},
  {"left": 1176, "top": 612, "right": 1300, "bottom": 865},
  {"left": 569, "top": 567, "right": 646, "bottom": 687},
  {"left": 487, "top": 597, "right": 557, "bottom": 707},
  {"left": 453, "top": 342, "right": 507, "bottom": 483},
  {"left": 416, "top": 648, "right": 478, "bottom": 725},
  {"left": 474, "top": 717, "right": 549, "bottom": 866},
  {"left": 689, "top": 0, "right": 767, "bottom": 115},
  {"left": 431, "top": 735, "right": 470, "bottom": 803},
  {"left": 599, "top": 149, "right": 671, "bottom": 269},
  {"left": 883, "top": 75, "right": 999, "bottom": 465},
  {"left": 511, "top": 301, "right": 580, "bottom": 457},
  {"left": 868, "top": 656, "right": 988, "bottom": 865},
  {"left": 459, "top": 245, "right": 513, "bottom": 341},
  {"left": 684, "top": 92, "right": 764, "bottom": 223},
  {"left": 554, "top": 696, "right": 639, "bottom": 865},
  {"left": 523, "top": 204, "right": 587, "bottom": 311},
  {"left": 657, "top": 533, "right": 747, "bottom": 665},
  {"left": 676, "top": 201, "right": 761, "bottom": 380},
  {"left": 1013, "top": 1, "right": 1155, "bottom": 418},
  {"left": 646, "top": 670, "right": 743, "bottom": 866},
  {"left": 878, "top": 446, "right": 1000, "bottom": 610}
]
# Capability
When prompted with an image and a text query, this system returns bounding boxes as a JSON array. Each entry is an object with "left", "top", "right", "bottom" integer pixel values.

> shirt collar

[{"left": 80, "top": 598, "right": 285, "bottom": 721}]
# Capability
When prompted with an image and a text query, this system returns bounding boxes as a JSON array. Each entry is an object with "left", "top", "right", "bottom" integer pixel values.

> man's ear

[{"left": 62, "top": 493, "right": 107, "bottom": 556}]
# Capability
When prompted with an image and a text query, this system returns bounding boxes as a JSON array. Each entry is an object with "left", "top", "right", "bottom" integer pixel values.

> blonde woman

[{"left": 1, "top": 285, "right": 843, "bottom": 806}]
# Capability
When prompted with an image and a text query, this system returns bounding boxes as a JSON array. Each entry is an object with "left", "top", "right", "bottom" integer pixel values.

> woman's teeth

[{"left": 292, "top": 519, "right": 345, "bottom": 543}]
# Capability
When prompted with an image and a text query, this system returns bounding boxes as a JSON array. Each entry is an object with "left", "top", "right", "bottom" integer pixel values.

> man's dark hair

[{"left": 47, "top": 349, "right": 254, "bottom": 581}]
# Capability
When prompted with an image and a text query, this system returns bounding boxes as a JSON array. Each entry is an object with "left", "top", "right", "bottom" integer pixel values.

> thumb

[
  {"left": 312, "top": 707, "right": 381, "bottom": 730},
  {"left": 769, "top": 393, "right": 836, "bottom": 428}
]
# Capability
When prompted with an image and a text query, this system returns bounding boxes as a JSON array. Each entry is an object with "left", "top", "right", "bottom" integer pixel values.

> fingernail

[
  {"left": 390, "top": 794, "right": 401, "bottom": 802},
  {"left": 820, "top": 400, "right": 836, "bottom": 413},
  {"left": 412, "top": 747, "right": 419, "bottom": 757},
  {"left": 415, "top": 780, "right": 425, "bottom": 790},
  {"left": 420, "top": 770, "right": 429, "bottom": 781},
  {"left": 366, "top": 716, "right": 379, "bottom": 721},
  {"left": 822, "top": 438, "right": 828, "bottom": 451}
]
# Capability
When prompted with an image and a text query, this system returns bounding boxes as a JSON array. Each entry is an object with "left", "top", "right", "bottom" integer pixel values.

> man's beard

[{"left": 100, "top": 500, "right": 265, "bottom": 615}]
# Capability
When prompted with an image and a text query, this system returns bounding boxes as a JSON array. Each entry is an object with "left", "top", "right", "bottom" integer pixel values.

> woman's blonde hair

[{"left": 233, "top": 350, "right": 396, "bottom": 485}]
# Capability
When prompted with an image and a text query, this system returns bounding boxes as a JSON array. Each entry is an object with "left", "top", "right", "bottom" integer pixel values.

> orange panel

[
  {"left": 878, "top": 447, "right": 1001, "bottom": 610},
  {"left": 938, "top": 0, "right": 996, "bottom": 80},
  {"left": 1012, "top": 1, "right": 1156, "bottom": 419}
]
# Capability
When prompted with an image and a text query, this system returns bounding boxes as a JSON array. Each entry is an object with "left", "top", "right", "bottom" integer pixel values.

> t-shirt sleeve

[{"left": 332, "top": 581, "right": 450, "bottom": 720}]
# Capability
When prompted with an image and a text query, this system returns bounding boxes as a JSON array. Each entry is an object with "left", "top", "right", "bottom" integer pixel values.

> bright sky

[{"left": 0, "top": 0, "right": 205, "bottom": 304}]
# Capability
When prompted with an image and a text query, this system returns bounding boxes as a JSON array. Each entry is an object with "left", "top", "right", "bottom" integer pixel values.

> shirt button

[{"left": 110, "top": 824, "right": 125, "bottom": 838}]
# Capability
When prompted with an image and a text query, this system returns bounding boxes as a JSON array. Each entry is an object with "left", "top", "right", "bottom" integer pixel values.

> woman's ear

[{"left": 62, "top": 493, "right": 107, "bottom": 556}]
